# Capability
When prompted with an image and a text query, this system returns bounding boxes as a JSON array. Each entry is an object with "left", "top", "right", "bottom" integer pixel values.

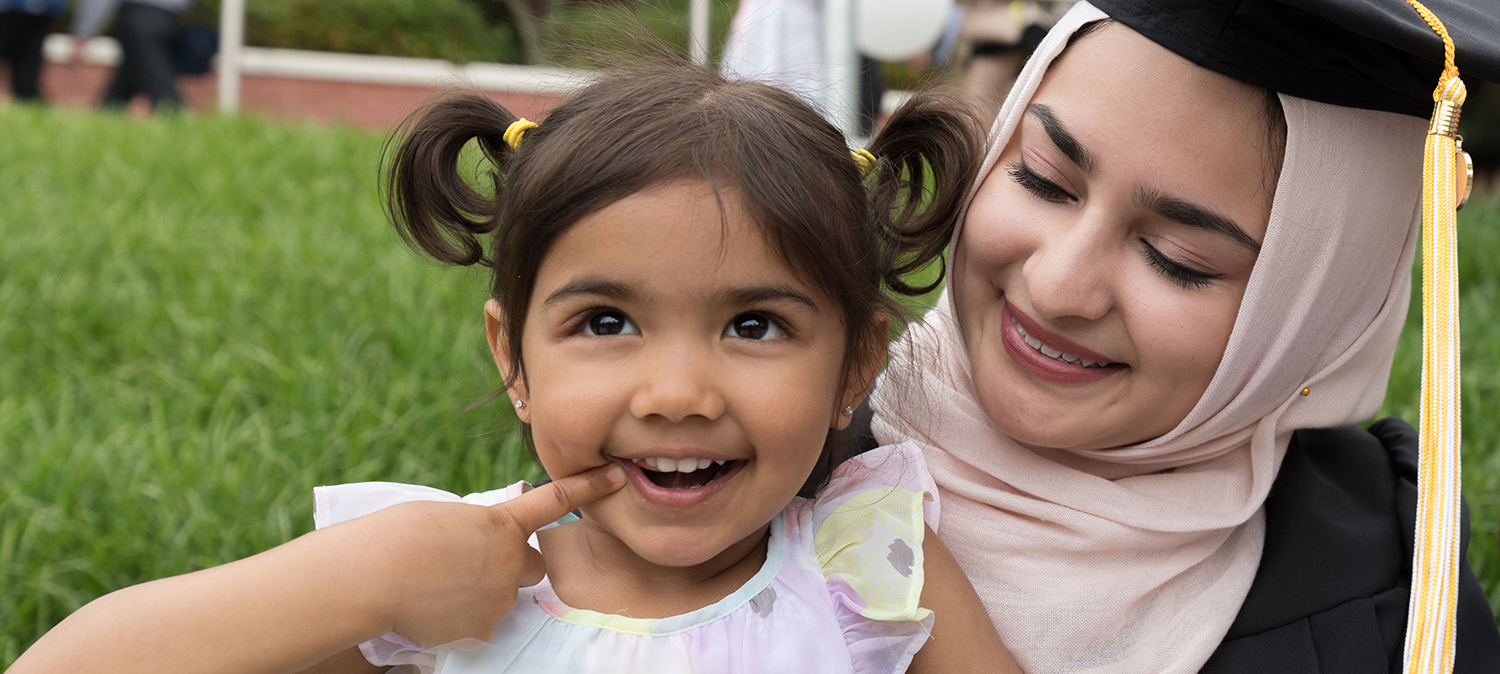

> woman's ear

[
  {"left": 484, "top": 299, "right": 530, "bottom": 421},
  {"left": 833, "top": 313, "right": 891, "bottom": 430}
]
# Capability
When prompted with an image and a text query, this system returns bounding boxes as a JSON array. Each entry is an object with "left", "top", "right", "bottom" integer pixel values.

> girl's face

[
  {"left": 952, "top": 23, "right": 1277, "bottom": 450},
  {"left": 491, "top": 180, "right": 869, "bottom": 569}
]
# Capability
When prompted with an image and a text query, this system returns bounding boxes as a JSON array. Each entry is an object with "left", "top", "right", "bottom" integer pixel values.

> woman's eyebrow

[
  {"left": 1134, "top": 188, "right": 1262, "bottom": 253},
  {"left": 543, "top": 278, "right": 636, "bottom": 306},
  {"left": 1027, "top": 104, "right": 1096, "bottom": 174}
]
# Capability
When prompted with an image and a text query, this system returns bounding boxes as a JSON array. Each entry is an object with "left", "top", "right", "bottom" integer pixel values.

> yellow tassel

[{"left": 1402, "top": 2, "right": 1467, "bottom": 673}]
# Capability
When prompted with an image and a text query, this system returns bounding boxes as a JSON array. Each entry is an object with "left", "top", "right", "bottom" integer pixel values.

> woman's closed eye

[
  {"left": 581, "top": 309, "right": 640, "bottom": 336},
  {"left": 1007, "top": 160, "right": 1075, "bottom": 203},
  {"left": 1141, "top": 240, "right": 1222, "bottom": 290},
  {"left": 723, "top": 312, "right": 786, "bottom": 340}
]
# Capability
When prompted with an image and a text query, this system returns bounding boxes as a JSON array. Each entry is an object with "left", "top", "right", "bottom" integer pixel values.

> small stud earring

[
  {"left": 514, "top": 400, "right": 526, "bottom": 409},
  {"left": 843, "top": 405, "right": 854, "bottom": 416}
]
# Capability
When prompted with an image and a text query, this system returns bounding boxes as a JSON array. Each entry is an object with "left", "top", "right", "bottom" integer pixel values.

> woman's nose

[
  {"left": 628, "top": 340, "right": 726, "bottom": 423},
  {"left": 1022, "top": 212, "right": 1114, "bottom": 321}
]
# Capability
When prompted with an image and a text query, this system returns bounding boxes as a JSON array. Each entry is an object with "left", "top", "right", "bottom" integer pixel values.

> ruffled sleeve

[
  {"left": 811, "top": 441, "right": 938, "bottom": 674},
  {"left": 311, "top": 480, "right": 533, "bottom": 673}
]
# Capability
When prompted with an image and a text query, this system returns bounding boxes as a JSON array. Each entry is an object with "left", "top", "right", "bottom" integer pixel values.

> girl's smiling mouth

[{"left": 616, "top": 456, "right": 747, "bottom": 508}]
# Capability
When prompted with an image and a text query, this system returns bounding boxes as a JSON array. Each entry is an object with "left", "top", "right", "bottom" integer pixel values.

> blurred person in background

[
  {"left": 721, "top": 0, "right": 823, "bottom": 107},
  {"left": 721, "top": 0, "right": 887, "bottom": 138},
  {"left": 0, "top": 0, "right": 66, "bottom": 102},
  {"left": 71, "top": 0, "right": 189, "bottom": 112},
  {"left": 933, "top": 0, "right": 1068, "bottom": 125}
]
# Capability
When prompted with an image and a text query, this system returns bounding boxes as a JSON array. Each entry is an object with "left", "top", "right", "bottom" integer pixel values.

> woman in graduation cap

[{"left": 853, "top": 0, "right": 1500, "bottom": 671}]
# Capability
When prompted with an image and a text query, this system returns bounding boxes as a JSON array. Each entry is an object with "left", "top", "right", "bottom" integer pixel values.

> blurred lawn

[
  {"left": 0, "top": 105, "right": 539, "bottom": 664},
  {"left": 0, "top": 104, "right": 1496, "bottom": 666},
  {"left": 1380, "top": 181, "right": 1500, "bottom": 619}
]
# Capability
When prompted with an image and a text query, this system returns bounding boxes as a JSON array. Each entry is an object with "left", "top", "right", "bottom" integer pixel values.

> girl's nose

[
  {"left": 1022, "top": 210, "right": 1115, "bottom": 322},
  {"left": 628, "top": 341, "right": 726, "bottom": 423}
]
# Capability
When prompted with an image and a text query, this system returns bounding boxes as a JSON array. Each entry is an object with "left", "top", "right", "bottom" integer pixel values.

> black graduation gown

[
  {"left": 1201, "top": 418, "right": 1500, "bottom": 673},
  {"left": 838, "top": 409, "right": 1500, "bottom": 672}
]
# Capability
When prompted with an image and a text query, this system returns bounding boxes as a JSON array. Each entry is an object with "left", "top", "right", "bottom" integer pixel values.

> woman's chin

[{"left": 972, "top": 375, "right": 1173, "bottom": 451}]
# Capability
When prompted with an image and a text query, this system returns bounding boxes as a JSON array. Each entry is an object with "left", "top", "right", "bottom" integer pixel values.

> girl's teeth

[{"left": 631, "top": 457, "right": 723, "bottom": 473}]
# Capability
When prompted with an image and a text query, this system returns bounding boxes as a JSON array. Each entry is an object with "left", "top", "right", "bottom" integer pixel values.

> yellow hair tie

[
  {"left": 851, "top": 149, "right": 878, "bottom": 177},
  {"left": 504, "top": 119, "right": 538, "bottom": 150}
]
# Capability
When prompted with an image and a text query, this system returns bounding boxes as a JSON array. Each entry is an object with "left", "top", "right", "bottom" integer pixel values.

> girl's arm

[
  {"left": 10, "top": 466, "right": 625, "bottom": 674},
  {"left": 908, "top": 525, "right": 1023, "bottom": 674}
]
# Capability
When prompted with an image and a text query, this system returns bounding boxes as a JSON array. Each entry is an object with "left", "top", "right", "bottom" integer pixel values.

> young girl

[{"left": 13, "top": 65, "right": 1014, "bottom": 674}]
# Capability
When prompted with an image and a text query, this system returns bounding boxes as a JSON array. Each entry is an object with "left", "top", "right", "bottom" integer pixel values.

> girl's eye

[
  {"left": 1006, "top": 160, "right": 1075, "bottom": 203},
  {"left": 723, "top": 313, "right": 785, "bottom": 340},
  {"left": 1141, "top": 241, "right": 1221, "bottom": 290},
  {"left": 582, "top": 310, "right": 639, "bottom": 336}
]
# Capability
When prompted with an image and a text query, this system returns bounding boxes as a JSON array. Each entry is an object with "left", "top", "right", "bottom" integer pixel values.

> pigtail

[
  {"left": 383, "top": 90, "right": 521, "bottom": 266},
  {"left": 864, "top": 92, "right": 984, "bottom": 296}
]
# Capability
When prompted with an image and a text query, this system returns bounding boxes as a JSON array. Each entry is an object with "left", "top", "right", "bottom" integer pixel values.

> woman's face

[{"left": 952, "top": 23, "right": 1279, "bottom": 450}]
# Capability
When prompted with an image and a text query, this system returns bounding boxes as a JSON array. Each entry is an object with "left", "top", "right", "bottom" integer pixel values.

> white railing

[{"left": 43, "top": 34, "right": 585, "bottom": 95}]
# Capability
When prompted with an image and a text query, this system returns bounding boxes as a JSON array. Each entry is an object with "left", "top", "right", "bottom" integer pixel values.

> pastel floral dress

[{"left": 313, "top": 442, "right": 939, "bottom": 674}]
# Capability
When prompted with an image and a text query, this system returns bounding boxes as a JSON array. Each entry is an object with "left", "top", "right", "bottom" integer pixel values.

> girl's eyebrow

[
  {"left": 1027, "top": 104, "right": 1096, "bottom": 174},
  {"left": 717, "top": 285, "right": 820, "bottom": 312},
  {"left": 541, "top": 279, "right": 818, "bottom": 312},
  {"left": 542, "top": 278, "right": 636, "bottom": 306}
]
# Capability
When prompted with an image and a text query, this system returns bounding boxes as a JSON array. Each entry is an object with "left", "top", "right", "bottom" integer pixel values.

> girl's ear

[
  {"left": 484, "top": 299, "right": 530, "bottom": 422},
  {"left": 833, "top": 313, "right": 891, "bottom": 430}
]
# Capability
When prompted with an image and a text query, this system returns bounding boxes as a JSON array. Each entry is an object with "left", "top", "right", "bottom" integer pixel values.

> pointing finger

[{"left": 500, "top": 463, "right": 627, "bottom": 535}]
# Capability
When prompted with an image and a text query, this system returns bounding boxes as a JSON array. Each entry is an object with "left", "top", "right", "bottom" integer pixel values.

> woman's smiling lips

[
  {"left": 1000, "top": 301, "right": 1126, "bottom": 384},
  {"left": 614, "top": 453, "right": 746, "bottom": 509}
]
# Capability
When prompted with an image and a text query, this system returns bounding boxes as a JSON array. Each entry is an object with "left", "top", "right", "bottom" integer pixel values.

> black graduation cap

[{"left": 1089, "top": 0, "right": 1500, "bottom": 118}]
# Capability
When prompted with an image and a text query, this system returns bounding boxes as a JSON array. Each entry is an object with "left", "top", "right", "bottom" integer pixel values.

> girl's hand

[
  {"left": 11, "top": 464, "right": 626, "bottom": 674},
  {"left": 377, "top": 464, "right": 627, "bottom": 647}
]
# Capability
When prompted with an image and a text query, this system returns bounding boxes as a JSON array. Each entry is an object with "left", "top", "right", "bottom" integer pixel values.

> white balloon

[{"left": 854, "top": 0, "right": 955, "bottom": 61}]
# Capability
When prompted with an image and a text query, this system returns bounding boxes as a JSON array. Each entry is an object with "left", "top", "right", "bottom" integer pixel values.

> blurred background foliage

[{"left": 176, "top": 0, "right": 740, "bottom": 67}]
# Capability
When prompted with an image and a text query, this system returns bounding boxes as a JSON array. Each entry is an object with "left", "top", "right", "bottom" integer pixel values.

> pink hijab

[{"left": 871, "top": 3, "right": 1427, "bottom": 672}]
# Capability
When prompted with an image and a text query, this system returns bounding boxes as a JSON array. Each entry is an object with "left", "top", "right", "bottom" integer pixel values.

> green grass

[
  {"left": 0, "top": 104, "right": 1497, "bottom": 666},
  {"left": 1379, "top": 187, "right": 1500, "bottom": 617},
  {"left": 0, "top": 105, "right": 538, "bottom": 665}
]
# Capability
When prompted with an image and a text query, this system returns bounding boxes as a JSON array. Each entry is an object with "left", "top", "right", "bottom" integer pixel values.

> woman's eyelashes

[
  {"left": 1007, "top": 160, "right": 1075, "bottom": 203},
  {"left": 723, "top": 312, "right": 787, "bottom": 340},
  {"left": 1141, "top": 241, "right": 1221, "bottom": 290},
  {"left": 1007, "top": 154, "right": 1230, "bottom": 292}
]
